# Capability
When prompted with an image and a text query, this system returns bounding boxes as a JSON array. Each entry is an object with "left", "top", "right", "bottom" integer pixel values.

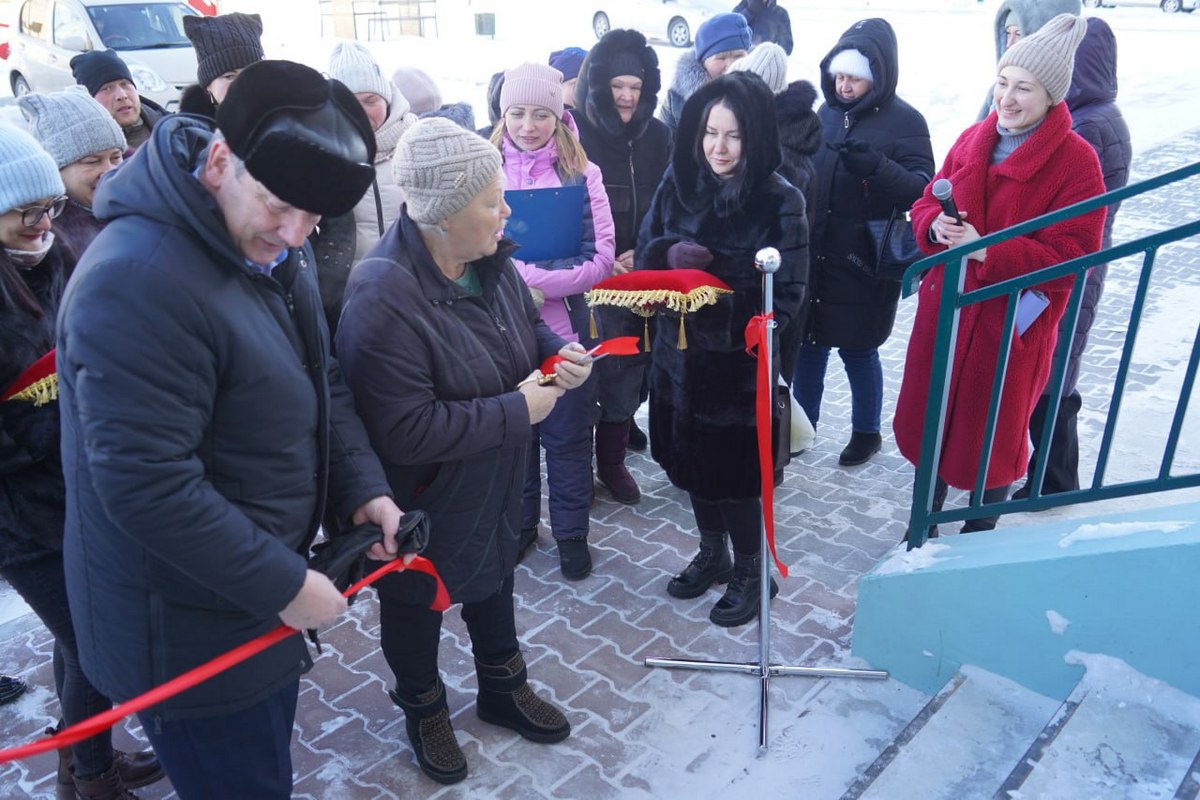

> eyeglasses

[{"left": 16, "top": 196, "right": 68, "bottom": 228}]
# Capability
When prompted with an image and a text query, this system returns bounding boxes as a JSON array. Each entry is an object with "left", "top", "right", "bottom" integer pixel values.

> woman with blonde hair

[{"left": 490, "top": 62, "right": 616, "bottom": 580}]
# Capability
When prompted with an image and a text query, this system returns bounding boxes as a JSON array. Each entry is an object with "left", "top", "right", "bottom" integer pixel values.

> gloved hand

[
  {"left": 837, "top": 138, "right": 883, "bottom": 177},
  {"left": 666, "top": 241, "right": 714, "bottom": 269}
]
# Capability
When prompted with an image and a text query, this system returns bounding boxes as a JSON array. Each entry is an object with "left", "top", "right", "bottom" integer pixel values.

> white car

[
  {"left": 1082, "top": 0, "right": 1197, "bottom": 11},
  {"left": 7, "top": 0, "right": 199, "bottom": 110},
  {"left": 592, "top": 0, "right": 713, "bottom": 48}
]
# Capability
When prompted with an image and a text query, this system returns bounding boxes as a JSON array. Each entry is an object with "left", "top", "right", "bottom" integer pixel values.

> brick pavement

[{"left": 1, "top": 131, "right": 1198, "bottom": 799}]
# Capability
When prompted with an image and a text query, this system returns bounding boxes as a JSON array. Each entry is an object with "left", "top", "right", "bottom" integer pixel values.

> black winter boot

[
  {"left": 595, "top": 420, "right": 641, "bottom": 504},
  {"left": 388, "top": 680, "right": 467, "bottom": 785},
  {"left": 557, "top": 538, "right": 592, "bottom": 580},
  {"left": 839, "top": 431, "right": 882, "bottom": 466},
  {"left": 666, "top": 530, "right": 733, "bottom": 599},
  {"left": 709, "top": 552, "right": 778, "bottom": 628},
  {"left": 626, "top": 418, "right": 648, "bottom": 451},
  {"left": 70, "top": 765, "right": 140, "bottom": 800},
  {"left": 475, "top": 652, "right": 570, "bottom": 744}
]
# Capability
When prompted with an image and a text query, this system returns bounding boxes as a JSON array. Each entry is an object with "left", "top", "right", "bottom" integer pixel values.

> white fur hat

[{"left": 828, "top": 48, "right": 873, "bottom": 83}]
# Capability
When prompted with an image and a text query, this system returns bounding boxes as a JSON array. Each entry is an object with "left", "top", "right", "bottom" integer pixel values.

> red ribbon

[
  {"left": 744, "top": 313, "right": 789, "bottom": 579},
  {"left": 0, "top": 555, "right": 449, "bottom": 765},
  {"left": 538, "top": 335, "right": 642, "bottom": 377}
]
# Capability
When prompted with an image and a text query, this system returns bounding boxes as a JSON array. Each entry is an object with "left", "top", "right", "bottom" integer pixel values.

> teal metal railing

[{"left": 902, "top": 161, "right": 1200, "bottom": 548}]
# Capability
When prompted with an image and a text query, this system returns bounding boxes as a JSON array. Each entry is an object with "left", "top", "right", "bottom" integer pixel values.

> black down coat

[
  {"left": 0, "top": 245, "right": 73, "bottom": 569},
  {"left": 57, "top": 116, "right": 391, "bottom": 720},
  {"left": 637, "top": 71, "right": 808, "bottom": 501},
  {"left": 336, "top": 211, "right": 564, "bottom": 605},
  {"left": 733, "top": 0, "right": 794, "bottom": 55},
  {"left": 1053, "top": 15, "right": 1131, "bottom": 397},
  {"left": 805, "top": 18, "right": 934, "bottom": 351}
]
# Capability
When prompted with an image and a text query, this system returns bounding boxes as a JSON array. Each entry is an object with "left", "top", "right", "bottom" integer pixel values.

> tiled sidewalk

[{"left": 1, "top": 131, "right": 1198, "bottom": 799}]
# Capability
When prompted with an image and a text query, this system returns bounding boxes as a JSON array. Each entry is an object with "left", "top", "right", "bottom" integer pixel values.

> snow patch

[
  {"left": 1065, "top": 651, "right": 1200, "bottom": 728},
  {"left": 1045, "top": 610, "right": 1070, "bottom": 635},
  {"left": 923, "top": 650, "right": 934, "bottom": 658},
  {"left": 874, "top": 543, "right": 959, "bottom": 575},
  {"left": 1058, "top": 520, "right": 1191, "bottom": 548}
]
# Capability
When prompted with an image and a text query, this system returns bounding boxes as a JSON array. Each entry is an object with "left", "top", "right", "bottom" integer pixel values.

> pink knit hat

[{"left": 499, "top": 62, "right": 564, "bottom": 119}]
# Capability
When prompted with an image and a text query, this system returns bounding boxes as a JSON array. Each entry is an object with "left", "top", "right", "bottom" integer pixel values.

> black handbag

[{"left": 865, "top": 208, "right": 922, "bottom": 282}]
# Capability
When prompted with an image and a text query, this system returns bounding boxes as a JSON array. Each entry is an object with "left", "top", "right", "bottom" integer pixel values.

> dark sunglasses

[{"left": 17, "top": 195, "right": 68, "bottom": 228}]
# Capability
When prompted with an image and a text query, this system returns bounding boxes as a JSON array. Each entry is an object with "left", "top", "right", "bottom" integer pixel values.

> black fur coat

[{"left": 637, "top": 72, "right": 808, "bottom": 500}]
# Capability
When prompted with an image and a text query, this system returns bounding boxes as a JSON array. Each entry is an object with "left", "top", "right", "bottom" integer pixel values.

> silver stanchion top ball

[{"left": 755, "top": 247, "right": 781, "bottom": 274}]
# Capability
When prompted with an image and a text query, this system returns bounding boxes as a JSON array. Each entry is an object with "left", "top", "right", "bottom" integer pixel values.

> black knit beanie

[
  {"left": 184, "top": 12, "right": 265, "bottom": 89},
  {"left": 70, "top": 49, "right": 134, "bottom": 96}
]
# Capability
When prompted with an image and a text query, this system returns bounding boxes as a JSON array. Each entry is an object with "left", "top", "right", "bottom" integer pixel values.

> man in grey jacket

[{"left": 57, "top": 61, "right": 403, "bottom": 799}]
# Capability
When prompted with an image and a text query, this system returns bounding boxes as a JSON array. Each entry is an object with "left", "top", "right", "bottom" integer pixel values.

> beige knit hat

[
  {"left": 729, "top": 43, "right": 789, "bottom": 95},
  {"left": 392, "top": 117, "right": 502, "bottom": 224},
  {"left": 329, "top": 41, "right": 392, "bottom": 100},
  {"left": 996, "top": 13, "right": 1087, "bottom": 105}
]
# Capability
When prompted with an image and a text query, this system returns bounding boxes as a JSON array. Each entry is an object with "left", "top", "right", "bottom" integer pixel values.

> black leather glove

[{"left": 838, "top": 138, "right": 883, "bottom": 178}]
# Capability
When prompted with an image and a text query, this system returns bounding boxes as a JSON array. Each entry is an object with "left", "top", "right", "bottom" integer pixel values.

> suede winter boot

[
  {"left": 627, "top": 417, "right": 648, "bottom": 451},
  {"left": 709, "top": 552, "right": 779, "bottom": 628},
  {"left": 70, "top": 765, "right": 140, "bottom": 800},
  {"left": 388, "top": 679, "right": 467, "bottom": 785},
  {"left": 839, "top": 431, "right": 882, "bottom": 466},
  {"left": 557, "top": 538, "right": 592, "bottom": 580},
  {"left": 595, "top": 420, "right": 640, "bottom": 504},
  {"left": 51, "top": 722, "right": 164, "bottom": 790},
  {"left": 666, "top": 530, "right": 733, "bottom": 599},
  {"left": 475, "top": 653, "right": 570, "bottom": 744}
]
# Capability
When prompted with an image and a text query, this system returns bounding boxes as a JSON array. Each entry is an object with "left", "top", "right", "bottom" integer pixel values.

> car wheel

[
  {"left": 668, "top": 17, "right": 691, "bottom": 47},
  {"left": 593, "top": 12, "right": 610, "bottom": 40},
  {"left": 1161, "top": 0, "right": 1182, "bottom": 11},
  {"left": 11, "top": 73, "right": 32, "bottom": 97},
  {"left": 1081, "top": 0, "right": 1101, "bottom": 7}
]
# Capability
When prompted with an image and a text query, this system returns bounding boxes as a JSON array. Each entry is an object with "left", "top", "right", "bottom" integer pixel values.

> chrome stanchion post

[{"left": 644, "top": 247, "right": 888, "bottom": 754}]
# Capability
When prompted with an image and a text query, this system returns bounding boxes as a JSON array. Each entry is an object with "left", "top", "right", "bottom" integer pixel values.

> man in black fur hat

[{"left": 56, "top": 60, "right": 404, "bottom": 799}]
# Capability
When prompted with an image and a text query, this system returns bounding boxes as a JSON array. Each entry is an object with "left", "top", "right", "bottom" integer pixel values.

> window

[
  {"left": 21, "top": 0, "right": 51, "bottom": 40},
  {"left": 53, "top": 0, "right": 92, "bottom": 49},
  {"left": 85, "top": 3, "right": 194, "bottom": 49}
]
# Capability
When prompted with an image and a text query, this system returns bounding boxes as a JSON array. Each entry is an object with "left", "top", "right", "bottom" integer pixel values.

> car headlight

[{"left": 128, "top": 64, "right": 168, "bottom": 93}]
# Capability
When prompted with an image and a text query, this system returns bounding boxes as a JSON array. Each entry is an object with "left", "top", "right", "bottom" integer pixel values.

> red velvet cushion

[{"left": 585, "top": 269, "right": 733, "bottom": 315}]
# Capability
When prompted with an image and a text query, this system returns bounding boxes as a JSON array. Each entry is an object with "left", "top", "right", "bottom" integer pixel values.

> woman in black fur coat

[{"left": 637, "top": 71, "right": 808, "bottom": 628}]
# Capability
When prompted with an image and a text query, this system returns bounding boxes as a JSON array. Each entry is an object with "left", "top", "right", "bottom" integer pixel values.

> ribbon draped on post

[
  {"left": 744, "top": 313, "right": 789, "bottom": 579},
  {"left": 0, "top": 556, "right": 449, "bottom": 765}
]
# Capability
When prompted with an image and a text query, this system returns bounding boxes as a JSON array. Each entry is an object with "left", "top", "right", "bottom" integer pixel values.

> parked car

[
  {"left": 1082, "top": 0, "right": 1197, "bottom": 11},
  {"left": 592, "top": 0, "right": 712, "bottom": 48},
  {"left": 7, "top": 0, "right": 199, "bottom": 110}
]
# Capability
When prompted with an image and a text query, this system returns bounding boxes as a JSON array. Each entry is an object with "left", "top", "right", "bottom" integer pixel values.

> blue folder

[{"left": 504, "top": 185, "right": 586, "bottom": 262}]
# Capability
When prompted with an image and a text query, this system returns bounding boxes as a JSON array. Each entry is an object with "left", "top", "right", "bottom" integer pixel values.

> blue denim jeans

[
  {"left": 0, "top": 554, "right": 114, "bottom": 779},
  {"left": 793, "top": 344, "right": 883, "bottom": 433}
]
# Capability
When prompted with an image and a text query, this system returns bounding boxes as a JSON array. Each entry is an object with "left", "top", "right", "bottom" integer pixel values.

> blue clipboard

[{"left": 504, "top": 185, "right": 585, "bottom": 262}]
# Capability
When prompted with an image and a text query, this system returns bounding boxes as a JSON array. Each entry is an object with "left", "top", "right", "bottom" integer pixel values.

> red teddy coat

[{"left": 894, "top": 102, "right": 1106, "bottom": 490}]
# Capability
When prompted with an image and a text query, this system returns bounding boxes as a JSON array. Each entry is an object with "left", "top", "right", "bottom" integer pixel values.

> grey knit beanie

[
  {"left": 18, "top": 87, "right": 126, "bottom": 168},
  {"left": 997, "top": 13, "right": 1087, "bottom": 105},
  {"left": 729, "top": 43, "right": 789, "bottom": 94},
  {"left": 329, "top": 41, "right": 392, "bottom": 100},
  {"left": 392, "top": 118, "right": 502, "bottom": 224},
  {"left": 0, "top": 125, "right": 66, "bottom": 214}
]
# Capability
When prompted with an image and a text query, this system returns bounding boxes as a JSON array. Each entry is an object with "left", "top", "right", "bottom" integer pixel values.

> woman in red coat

[{"left": 894, "top": 14, "right": 1106, "bottom": 535}]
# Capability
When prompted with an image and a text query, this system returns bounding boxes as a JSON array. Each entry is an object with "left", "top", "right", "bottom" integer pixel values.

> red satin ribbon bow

[
  {"left": 0, "top": 556, "right": 449, "bottom": 765},
  {"left": 744, "top": 313, "right": 789, "bottom": 579}
]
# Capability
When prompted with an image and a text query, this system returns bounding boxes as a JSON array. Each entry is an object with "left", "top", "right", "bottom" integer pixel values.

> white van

[{"left": 6, "top": 0, "right": 199, "bottom": 110}]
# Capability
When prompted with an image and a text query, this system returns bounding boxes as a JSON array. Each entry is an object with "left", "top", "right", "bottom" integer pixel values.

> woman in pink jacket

[
  {"left": 490, "top": 62, "right": 616, "bottom": 579},
  {"left": 894, "top": 15, "right": 1105, "bottom": 538}
]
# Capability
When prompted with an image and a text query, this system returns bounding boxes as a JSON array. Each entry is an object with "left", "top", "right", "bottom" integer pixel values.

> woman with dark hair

[
  {"left": 573, "top": 28, "right": 672, "bottom": 505},
  {"left": 795, "top": 18, "right": 935, "bottom": 468},
  {"left": 0, "top": 126, "right": 162, "bottom": 800},
  {"left": 638, "top": 70, "right": 808, "bottom": 627}
]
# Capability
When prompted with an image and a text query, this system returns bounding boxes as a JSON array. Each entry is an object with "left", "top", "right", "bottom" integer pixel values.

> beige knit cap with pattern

[
  {"left": 392, "top": 117, "right": 502, "bottom": 224},
  {"left": 996, "top": 13, "right": 1087, "bottom": 105}
]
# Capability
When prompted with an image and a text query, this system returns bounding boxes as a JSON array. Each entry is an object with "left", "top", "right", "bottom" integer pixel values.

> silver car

[
  {"left": 591, "top": 0, "right": 713, "bottom": 48},
  {"left": 7, "top": 0, "right": 199, "bottom": 109}
]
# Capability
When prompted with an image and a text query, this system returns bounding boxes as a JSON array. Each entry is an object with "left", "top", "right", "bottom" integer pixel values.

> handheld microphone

[{"left": 931, "top": 178, "right": 963, "bottom": 225}]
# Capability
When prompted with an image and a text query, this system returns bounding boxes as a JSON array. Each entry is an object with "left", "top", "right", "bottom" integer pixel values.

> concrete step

[
  {"left": 852, "top": 666, "right": 1059, "bottom": 800},
  {"left": 1010, "top": 652, "right": 1200, "bottom": 799}
]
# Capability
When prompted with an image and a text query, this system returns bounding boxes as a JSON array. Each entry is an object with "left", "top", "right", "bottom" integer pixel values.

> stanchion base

[{"left": 643, "top": 656, "right": 887, "bottom": 681}]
